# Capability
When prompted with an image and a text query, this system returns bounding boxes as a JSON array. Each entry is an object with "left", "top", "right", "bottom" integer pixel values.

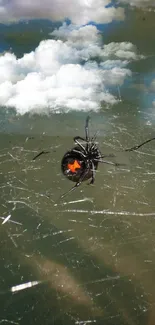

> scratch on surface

[
  {"left": 7, "top": 200, "right": 39, "bottom": 213},
  {"left": 53, "top": 229, "right": 73, "bottom": 235},
  {"left": 62, "top": 209, "right": 155, "bottom": 217},
  {"left": 0, "top": 216, "right": 22, "bottom": 226},
  {"left": 55, "top": 237, "right": 75, "bottom": 245},
  {"left": 68, "top": 219, "right": 88, "bottom": 224},
  {"left": 135, "top": 151, "right": 155, "bottom": 157},
  {"left": 0, "top": 320, "right": 19, "bottom": 324},
  {"left": 7, "top": 231, "right": 18, "bottom": 248},
  {"left": 75, "top": 321, "right": 96, "bottom": 324},
  {"left": 8, "top": 152, "right": 19, "bottom": 162},
  {"left": 54, "top": 197, "right": 94, "bottom": 206},
  {"left": 121, "top": 185, "right": 135, "bottom": 190},
  {"left": 7, "top": 185, "right": 30, "bottom": 192},
  {"left": 2, "top": 214, "right": 11, "bottom": 224},
  {"left": 89, "top": 224, "right": 99, "bottom": 228},
  {"left": 11, "top": 281, "right": 41, "bottom": 293},
  {"left": 81, "top": 275, "right": 121, "bottom": 286}
]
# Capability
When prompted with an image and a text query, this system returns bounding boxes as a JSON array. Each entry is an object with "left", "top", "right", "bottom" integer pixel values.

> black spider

[
  {"left": 32, "top": 116, "right": 155, "bottom": 200},
  {"left": 60, "top": 116, "right": 121, "bottom": 199}
]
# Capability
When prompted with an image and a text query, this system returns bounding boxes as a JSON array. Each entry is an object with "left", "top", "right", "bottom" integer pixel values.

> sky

[{"left": 0, "top": 0, "right": 155, "bottom": 115}]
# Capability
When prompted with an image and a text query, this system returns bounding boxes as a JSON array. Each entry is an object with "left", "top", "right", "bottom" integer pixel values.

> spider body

[
  {"left": 60, "top": 116, "right": 119, "bottom": 199},
  {"left": 61, "top": 144, "right": 100, "bottom": 183}
]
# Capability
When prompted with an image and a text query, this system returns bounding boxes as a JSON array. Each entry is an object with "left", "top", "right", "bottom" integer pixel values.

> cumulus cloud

[
  {"left": 0, "top": 0, "right": 124, "bottom": 24},
  {"left": 118, "top": 0, "right": 155, "bottom": 7},
  {"left": 0, "top": 24, "right": 143, "bottom": 114},
  {"left": 51, "top": 23, "right": 102, "bottom": 48},
  {"left": 52, "top": 24, "right": 144, "bottom": 61}
]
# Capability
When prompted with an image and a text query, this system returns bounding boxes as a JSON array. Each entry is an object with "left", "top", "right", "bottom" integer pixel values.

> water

[{"left": 1, "top": 106, "right": 155, "bottom": 325}]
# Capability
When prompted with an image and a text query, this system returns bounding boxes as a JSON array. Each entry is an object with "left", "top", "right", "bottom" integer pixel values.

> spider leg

[
  {"left": 74, "top": 136, "right": 86, "bottom": 142},
  {"left": 90, "top": 131, "right": 100, "bottom": 145},
  {"left": 72, "top": 149, "right": 86, "bottom": 158},
  {"left": 89, "top": 138, "right": 99, "bottom": 152},
  {"left": 125, "top": 137, "right": 155, "bottom": 152},
  {"left": 60, "top": 169, "right": 89, "bottom": 199},
  {"left": 32, "top": 150, "right": 50, "bottom": 160},
  {"left": 89, "top": 161, "right": 95, "bottom": 184},
  {"left": 74, "top": 136, "right": 87, "bottom": 153},
  {"left": 85, "top": 116, "right": 90, "bottom": 142}
]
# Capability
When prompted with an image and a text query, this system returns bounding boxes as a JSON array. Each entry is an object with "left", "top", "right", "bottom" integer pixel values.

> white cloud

[
  {"left": 52, "top": 23, "right": 144, "bottom": 61},
  {"left": 118, "top": 0, "right": 155, "bottom": 7},
  {"left": 0, "top": 0, "right": 125, "bottom": 24},
  {"left": 101, "top": 42, "right": 145, "bottom": 60},
  {"left": 0, "top": 24, "right": 143, "bottom": 115},
  {"left": 52, "top": 24, "right": 101, "bottom": 48}
]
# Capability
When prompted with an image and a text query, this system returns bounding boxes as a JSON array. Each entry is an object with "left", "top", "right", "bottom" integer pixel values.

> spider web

[{"left": 0, "top": 115, "right": 155, "bottom": 325}]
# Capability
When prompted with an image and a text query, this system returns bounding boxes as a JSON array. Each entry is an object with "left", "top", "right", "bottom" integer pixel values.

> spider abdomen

[{"left": 61, "top": 146, "right": 98, "bottom": 183}]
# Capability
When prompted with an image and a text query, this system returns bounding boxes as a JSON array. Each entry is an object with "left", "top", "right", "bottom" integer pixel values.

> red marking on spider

[{"left": 67, "top": 160, "right": 81, "bottom": 173}]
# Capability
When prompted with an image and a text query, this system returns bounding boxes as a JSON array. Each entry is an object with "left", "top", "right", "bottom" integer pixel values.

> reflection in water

[{"left": 0, "top": 113, "right": 155, "bottom": 325}]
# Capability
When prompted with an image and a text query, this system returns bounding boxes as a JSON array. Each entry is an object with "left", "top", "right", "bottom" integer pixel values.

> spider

[
  {"left": 32, "top": 116, "right": 155, "bottom": 200},
  {"left": 60, "top": 116, "right": 122, "bottom": 199}
]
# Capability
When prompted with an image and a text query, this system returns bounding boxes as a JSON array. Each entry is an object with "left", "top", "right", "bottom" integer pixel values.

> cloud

[
  {"left": 118, "top": 0, "right": 155, "bottom": 7},
  {"left": 52, "top": 24, "right": 145, "bottom": 61},
  {"left": 101, "top": 42, "right": 145, "bottom": 60},
  {"left": 51, "top": 23, "right": 102, "bottom": 48},
  {"left": 0, "top": 0, "right": 125, "bottom": 24},
  {"left": 0, "top": 24, "right": 143, "bottom": 115}
]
